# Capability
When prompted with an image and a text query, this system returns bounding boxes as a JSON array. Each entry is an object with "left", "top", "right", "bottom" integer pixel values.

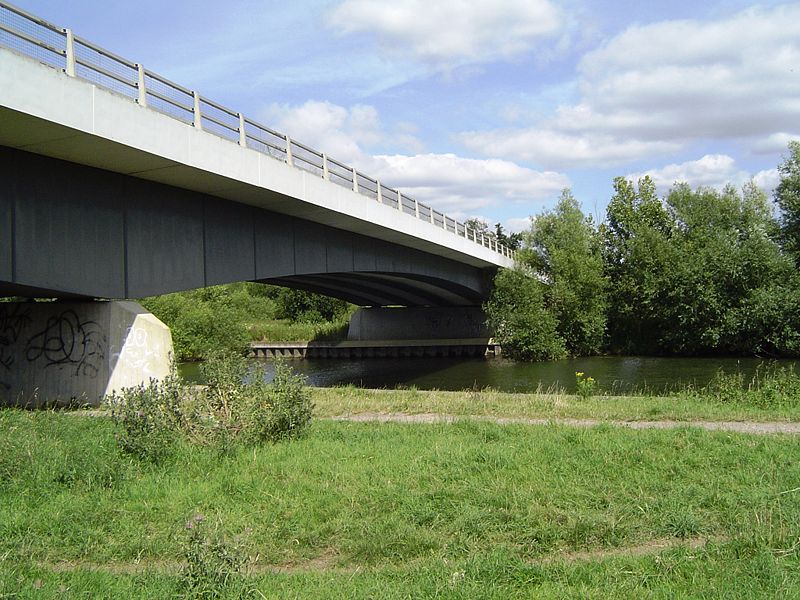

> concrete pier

[
  {"left": 347, "top": 307, "right": 491, "bottom": 341},
  {"left": 0, "top": 301, "right": 173, "bottom": 407}
]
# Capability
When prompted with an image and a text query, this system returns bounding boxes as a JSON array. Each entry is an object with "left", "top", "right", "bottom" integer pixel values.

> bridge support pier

[
  {"left": 0, "top": 301, "right": 173, "bottom": 407},
  {"left": 346, "top": 306, "right": 491, "bottom": 341}
]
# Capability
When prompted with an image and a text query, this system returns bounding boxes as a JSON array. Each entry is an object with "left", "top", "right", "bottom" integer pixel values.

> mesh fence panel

[
  {"left": 144, "top": 73, "right": 193, "bottom": 123},
  {"left": 327, "top": 160, "right": 353, "bottom": 189},
  {"left": 0, "top": 5, "right": 64, "bottom": 70},
  {"left": 73, "top": 39, "right": 136, "bottom": 98},
  {"left": 244, "top": 121, "right": 287, "bottom": 161}
]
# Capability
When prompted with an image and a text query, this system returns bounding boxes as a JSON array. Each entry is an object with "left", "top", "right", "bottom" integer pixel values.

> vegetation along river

[{"left": 179, "top": 356, "right": 797, "bottom": 394}]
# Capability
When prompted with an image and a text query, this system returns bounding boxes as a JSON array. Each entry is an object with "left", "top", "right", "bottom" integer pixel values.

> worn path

[{"left": 330, "top": 412, "right": 800, "bottom": 435}]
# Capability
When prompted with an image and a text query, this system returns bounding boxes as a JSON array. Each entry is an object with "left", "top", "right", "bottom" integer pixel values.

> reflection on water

[{"left": 179, "top": 355, "right": 797, "bottom": 394}]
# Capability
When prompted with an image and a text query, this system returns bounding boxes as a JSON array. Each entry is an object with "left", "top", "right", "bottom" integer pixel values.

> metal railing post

[
  {"left": 193, "top": 91, "right": 202, "bottom": 130},
  {"left": 238, "top": 113, "right": 246, "bottom": 147},
  {"left": 64, "top": 28, "right": 75, "bottom": 76},
  {"left": 352, "top": 167, "right": 358, "bottom": 192},
  {"left": 376, "top": 180, "right": 382, "bottom": 203},
  {"left": 136, "top": 64, "right": 147, "bottom": 106},
  {"left": 322, "top": 154, "right": 329, "bottom": 180},
  {"left": 285, "top": 135, "right": 293, "bottom": 166},
  {"left": 414, "top": 198, "right": 419, "bottom": 219}
]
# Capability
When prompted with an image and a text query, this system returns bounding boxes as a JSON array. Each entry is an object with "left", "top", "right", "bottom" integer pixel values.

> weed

[
  {"left": 182, "top": 514, "right": 247, "bottom": 598},
  {"left": 575, "top": 372, "right": 597, "bottom": 400}
]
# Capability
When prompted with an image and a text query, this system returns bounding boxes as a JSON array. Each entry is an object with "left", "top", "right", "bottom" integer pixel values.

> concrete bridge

[
  {"left": 0, "top": 1, "right": 514, "bottom": 306},
  {"left": 0, "top": 2, "right": 515, "bottom": 405}
]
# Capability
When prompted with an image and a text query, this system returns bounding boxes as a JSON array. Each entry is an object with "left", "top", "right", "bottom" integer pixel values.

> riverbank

[
  {"left": 310, "top": 385, "right": 800, "bottom": 423},
  {"left": 1, "top": 404, "right": 798, "bottom": 598}
]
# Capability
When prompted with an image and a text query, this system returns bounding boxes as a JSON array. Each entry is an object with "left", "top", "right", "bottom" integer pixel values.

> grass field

[
  {"left": 1, "top": 397, "right": 799, "bottom": 598},
  {"left": 311, "top": 385, "right": 800, "bottom": 423}
]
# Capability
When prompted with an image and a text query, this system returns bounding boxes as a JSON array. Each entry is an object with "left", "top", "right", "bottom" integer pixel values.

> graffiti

[
  {"left": 112, "top": 323, "right": 166, "bottom": 379},
  {"left": 26, "top": 310, "right": 106, "bottom": 378},
  {"left": 0, "top": 305, "right": 32, "bottom": 390}
]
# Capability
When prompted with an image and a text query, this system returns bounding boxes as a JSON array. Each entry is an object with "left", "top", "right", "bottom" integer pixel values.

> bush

[
  {"left": 255, "top": 360, "right": 313, "bottom": 442},
  {"left": 275, "top": 288, "right": 349, "bottom": 323},
  {"left": 484, "top": 268, "right": 566, "bottom": 362},
  {"left": 182, "top": 514, "right": 247, "bottom": 599},
  {"left": 107, "top": 370, "right": 184, "bottom": 464},
  {"left": 106, "top": 353, "right": 313, "bottom": 461}
]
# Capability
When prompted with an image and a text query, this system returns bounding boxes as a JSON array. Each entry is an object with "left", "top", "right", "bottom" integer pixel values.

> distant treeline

[
  {"left": 141, "top": 284, "right": 351, "bottom": 361},
  {"left": 486, "top": 142, "right": 800, "bottom": 361}
]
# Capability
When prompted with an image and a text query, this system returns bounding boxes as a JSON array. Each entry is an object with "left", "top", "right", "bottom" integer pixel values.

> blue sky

[{"left": 17, "top": 0, "right": 800, "bottom": 230}]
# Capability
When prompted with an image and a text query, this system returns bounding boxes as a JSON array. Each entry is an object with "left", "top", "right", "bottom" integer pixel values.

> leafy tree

[
  {"left": 527, "top": 190, "right": 608, "bottom": 355},
  {"left": 602, "top": 176, "right": 676, "bottom": 353},
  {"left": 775, "top": 140, "right": 800, "bottom": 265},
  {"left": 602, "top": 176, "right": 800, "bottom": 357},
  {"left": 274, "top": 288, "right": 349, "bottom": 323},
  {"left": 484, "top": 268, "right": 566, "bottom": 361},
  {"left": 494, "top": 223, "right": 523, "bottom": 250},
  {"left": 464, "top": 218, "right": 491, "bottom": 236}
]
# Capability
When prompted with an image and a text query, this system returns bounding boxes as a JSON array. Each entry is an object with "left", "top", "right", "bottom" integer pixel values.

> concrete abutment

[{"left": 0, "top": 301, "right": 173, "bottom": 407}]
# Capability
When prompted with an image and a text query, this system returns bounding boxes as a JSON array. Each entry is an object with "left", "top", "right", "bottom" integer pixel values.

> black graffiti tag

[
  {"left": 0, "top": 305, "right": 32, "bottom": 390},
  {"left": 26, "top": 310, "right": 106, "bottom": 378}
]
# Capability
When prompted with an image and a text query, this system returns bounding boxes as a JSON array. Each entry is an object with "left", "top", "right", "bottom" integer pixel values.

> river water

[{"left": 180, "top": 355, "right": 797, "bottom": 394}]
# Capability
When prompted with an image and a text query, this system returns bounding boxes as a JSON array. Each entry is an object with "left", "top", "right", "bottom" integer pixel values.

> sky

[{"left": 15, "top": 0, "right": 800, "bottom": 231}]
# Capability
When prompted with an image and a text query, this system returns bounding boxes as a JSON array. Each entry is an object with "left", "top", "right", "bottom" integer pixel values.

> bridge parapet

[{"left": 0, "top": 0, "right": 517, "bottom": 260}]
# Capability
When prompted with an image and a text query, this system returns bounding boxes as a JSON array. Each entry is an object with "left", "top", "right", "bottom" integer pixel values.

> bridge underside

[{"left": 0, "top": 147, "right": 493, "bottom": 306}]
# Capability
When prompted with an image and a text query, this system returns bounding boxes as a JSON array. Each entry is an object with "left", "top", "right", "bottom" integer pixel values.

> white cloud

[
  {"left": 326, "top": 0, "right": 564, "bottom": 69},
  {"left": 263, "top": 101, "right": 388, "bottom": 164},
  {"left": 627, "top": 155, "right": 780, "bottom": 196},
  {"left": 460, "top": 128, "right": 680, "bottom": 168},
  {"left": 751, "top": 133, "right": 800, "bottom": 155},
  {"left": 753, "top": 168, "right": 780, "bottom": 194},
  {"left": 460, "top": 5, "right": 800, "bottom": 168},
  {"left": 505, "top": 216, "right": 532, "bottom": 233},
  {"left": 262, "top": 100, "right": 568, "bottom": 214},
  {"left": 370, "top": 154, "right": 568, "bottom": 213}
]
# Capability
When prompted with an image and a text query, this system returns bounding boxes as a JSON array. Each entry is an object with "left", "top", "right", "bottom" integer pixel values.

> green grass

[
  {"left": 247, "top": 317, "right": 350, "bottom": 342},
  {"left": 311, "top": 385, "right": 800, "bottom": 422},
  {"left": 1, "top": 409, "right": 799, "bottom": 598}
]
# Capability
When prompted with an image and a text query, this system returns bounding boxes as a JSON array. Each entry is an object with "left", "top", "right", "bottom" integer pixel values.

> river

[{"left": 179, "top": 355, "right": 797, "bottom": 394}]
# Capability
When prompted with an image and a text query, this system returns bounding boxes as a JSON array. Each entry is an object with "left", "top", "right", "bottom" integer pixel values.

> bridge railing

[{"left": 0, "top": 1, "right": 517, "bottom": 261}]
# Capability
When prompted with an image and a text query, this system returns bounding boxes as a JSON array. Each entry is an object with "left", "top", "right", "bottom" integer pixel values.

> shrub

[
  {"left": 253, "top": 360, "right": 313, "bottom": 442},
  {"left": 182, "top": 514, "right": 247, "bottom": 599},
  {"left": 107, "top": 353, "right": 313, "bottom": 460},
  {"left": 275, "top": 288, "right": 349, "bottom": 323},
  {"left": 107, "top": 370, "right": 184, "bottom": 464}
]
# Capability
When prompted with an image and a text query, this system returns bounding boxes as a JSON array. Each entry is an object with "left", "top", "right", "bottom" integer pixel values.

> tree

[
  {"left": 494, "top": 223, "right": 523, "bottom": 250},
  {"left": 602, "top": 175, "right": 800, "bottom": 357},
  {"left": 602, "top": 176, "right": 676, "bottom": 353},
  {"left": 775, "top": 140, "right": 800, "bottom": 265},
  {"left": 526, "top": 190, "right": 608, "bottom": 355},
  {"left": 484, "top": 268, "right": 566, "bottom": 362}
]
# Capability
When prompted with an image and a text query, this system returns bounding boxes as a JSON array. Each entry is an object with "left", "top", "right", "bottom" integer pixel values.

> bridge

[
  {"left": 0, "top": 2, "right": 514, "bottom": 307},
  {"left": 0, "top": 2, "right": 515, "bottom": 405}
]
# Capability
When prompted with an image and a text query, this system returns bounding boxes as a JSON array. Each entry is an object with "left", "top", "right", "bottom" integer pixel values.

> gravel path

[{"left": 330, "top": 412, "right": 800, "bottom": 435}]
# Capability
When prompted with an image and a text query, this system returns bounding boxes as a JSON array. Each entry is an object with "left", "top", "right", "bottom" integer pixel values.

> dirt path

[
  {"left": 37, "top": 536, "right": 715, "bottom": 576},
  {"left": 329, "top": 412, "right": 800, "bottom": 434}
]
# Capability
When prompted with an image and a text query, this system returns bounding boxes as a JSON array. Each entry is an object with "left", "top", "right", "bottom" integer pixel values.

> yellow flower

[{"left": 576, "top": 372, "right": 584, "bottom": 377}]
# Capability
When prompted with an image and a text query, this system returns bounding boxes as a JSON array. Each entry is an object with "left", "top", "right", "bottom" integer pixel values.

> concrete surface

[
  {"left": 0, "top": 301, "right": 173, "bottom": 407},
  {"left": 347, "top": 306, "right": 491, "bottom": 340}
]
